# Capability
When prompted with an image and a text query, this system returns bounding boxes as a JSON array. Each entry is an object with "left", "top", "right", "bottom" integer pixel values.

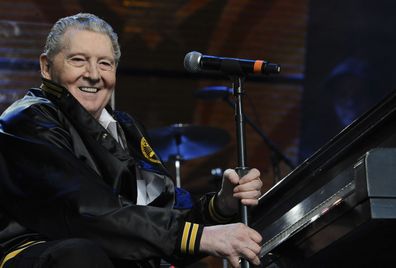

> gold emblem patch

[{"left": 140, "top": 137, "right": 160, "bottom": 163}]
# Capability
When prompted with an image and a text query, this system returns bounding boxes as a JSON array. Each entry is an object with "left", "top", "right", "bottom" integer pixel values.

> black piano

[{"left": 251, "top": 90, "right": 396, "bottom": 267}]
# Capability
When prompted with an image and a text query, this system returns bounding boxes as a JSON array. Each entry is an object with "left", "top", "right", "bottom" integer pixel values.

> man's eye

[
  {"left": 98, "top": 60, "right": 114, "bottom": 70},
  {"left": 69, "top": 57, "right": 86, "bottom": 66},
  {"left": 71, "top": 57, "right": 85, "bottom": 61},
  {"left": 99, "top": 61, "right": 111, "bottom": 66}
]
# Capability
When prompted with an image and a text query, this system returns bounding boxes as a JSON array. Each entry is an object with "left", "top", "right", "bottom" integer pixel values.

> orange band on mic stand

[{"left": 253, "top": 60, "right": 264, "bottom": 73}]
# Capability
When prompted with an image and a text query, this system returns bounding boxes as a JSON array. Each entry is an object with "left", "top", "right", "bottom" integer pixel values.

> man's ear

[{"left": 39, "top": 53, "right": 51, "bottom": 79}]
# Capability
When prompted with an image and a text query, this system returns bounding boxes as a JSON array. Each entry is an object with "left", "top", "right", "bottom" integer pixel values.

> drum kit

[{"left": 148, "top": 123, "right": 230, "bottom": 187}]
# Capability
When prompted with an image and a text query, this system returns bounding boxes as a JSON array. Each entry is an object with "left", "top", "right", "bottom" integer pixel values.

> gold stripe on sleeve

[
  {"left": 0, "top": 241, "right": 45, "bottom": 268},
  {"left": 181, "top": 222, "right": 191, "bottom": 254},
  {"left": 188, "top": 223, "right": 199, "bottom": 254}
]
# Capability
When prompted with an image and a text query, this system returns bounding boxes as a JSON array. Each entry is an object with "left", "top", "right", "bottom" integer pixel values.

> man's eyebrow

[
  {"left": 65, "top": 52, "right": 86, "bottom": 57},
  {"left": 99, "top": 56, "right": 115, "bottom": 62}
]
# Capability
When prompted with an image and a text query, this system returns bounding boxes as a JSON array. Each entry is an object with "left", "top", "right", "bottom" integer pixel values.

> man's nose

[{"left": 83, "top": 61, "right": 100, "bottom": 81}]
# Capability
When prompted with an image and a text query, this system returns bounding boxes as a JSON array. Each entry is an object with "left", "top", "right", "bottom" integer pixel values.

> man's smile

[{"left": 79, "top": 86, "right": 99, "bottom": 93}]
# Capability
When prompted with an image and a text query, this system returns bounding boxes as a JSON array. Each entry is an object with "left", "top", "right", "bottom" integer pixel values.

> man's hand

[
  {"left": 216, "top": 168, "right": 262, "bottom": 216},
  {"left": 200, "top": 223, "right": 262, "bottom": 267}
]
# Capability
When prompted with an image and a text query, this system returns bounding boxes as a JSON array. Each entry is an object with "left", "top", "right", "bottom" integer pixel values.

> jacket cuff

[
  {"left": 178, "top": 222, "right": 204, "bottom": 255},
  {"left": 208, "top": 195, "right": 236, "bottom": 223}
]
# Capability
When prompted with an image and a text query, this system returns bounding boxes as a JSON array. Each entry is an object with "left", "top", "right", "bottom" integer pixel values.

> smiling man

[
  {"left": 0, "top": 13, "right": 263, "bottom": 268},
  {"left": 40, "top": 27, "right": 116, "bottom": 119}
]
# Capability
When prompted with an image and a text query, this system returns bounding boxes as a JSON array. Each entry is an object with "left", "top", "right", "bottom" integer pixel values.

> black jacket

[{"left": 0, "top": 79, "right": 226, "bottom": 267}]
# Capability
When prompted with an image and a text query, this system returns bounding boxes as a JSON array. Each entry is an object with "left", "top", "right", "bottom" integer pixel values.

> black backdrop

[{"left": 299, "top": 0, "right": 396, "bottom": 162}]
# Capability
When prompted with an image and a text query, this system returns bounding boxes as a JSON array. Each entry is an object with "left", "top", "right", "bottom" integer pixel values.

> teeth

[{"left": 79, "top": 87, "right": 98, "bottom": 93}]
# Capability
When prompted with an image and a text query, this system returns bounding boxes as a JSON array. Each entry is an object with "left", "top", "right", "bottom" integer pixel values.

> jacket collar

[{"left": 40, "top": 78, "right": 169, "bottom": 176}]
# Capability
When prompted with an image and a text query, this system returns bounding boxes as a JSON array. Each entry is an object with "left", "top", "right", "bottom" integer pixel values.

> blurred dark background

[
  {"left": 300, "top": 0, "right": 395, "bottom": 161},
  {"left": 0, "top": 1, "right": 395, "bottom": 265}
]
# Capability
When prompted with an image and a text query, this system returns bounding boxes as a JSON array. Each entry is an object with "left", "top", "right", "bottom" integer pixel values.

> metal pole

[
  {"left": 231, "top": 76, "right": 250, "bottom": 268},
  {"left": 174, "top": 155, "right": 181, "bottom": 188}
]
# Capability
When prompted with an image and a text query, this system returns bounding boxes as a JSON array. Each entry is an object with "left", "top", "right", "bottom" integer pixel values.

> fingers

[
  {"left": 235, "top": 169, "right": 261, "bottom": 191},
  {"left": 239, "top": 198, "right": 259, "bottom": 206},
  {"left": 219, "top": 168, "right": 262, "bottom": 213},
  {"left": 223, "top": 168, "right": 240, "bottom": 185},
  {"left": 201, "top": 223, "right": 262, "bottom": 267},
  {"left": 248, "top": 227, "right": 263, "bottom": 244},
  {"left": 234, "top": 224, "right": 262, "bottom": 266},
  {"left": 239, "top": 168, "right": 261, "bottom": 184},
  {"left": 228, "top": 256, "right": 240, "bottom": 268},
  {"left": 233, "top": 168, "right": 262, "bottom": 205},
  {"left": 231, "top": 237, "right": 262, "bottom": 267},
  {"left": 234, "top": 179, "right": 262, "bottom": 194},
  {"left": 227, "top": 241, "right": 262, "bottom": 267},
  {"left": 240, "top": 248, "right": 261, "bottom": 266},
  {"left": 233, "top": 191, "right": 260, "bottom": 206},
  {"left": 224, "top": 168, "right": 261, "bottom": 185},
  {"left": 234, "top": 189, "right": 261, "bottom": 199},
  {"left": 224, "top": 168, "right": 262, "bottom": 190}
]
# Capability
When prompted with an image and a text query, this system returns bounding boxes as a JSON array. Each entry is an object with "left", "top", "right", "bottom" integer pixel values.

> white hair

[{"left": 44, "top": 13, "right": 121, "bottom": 65}]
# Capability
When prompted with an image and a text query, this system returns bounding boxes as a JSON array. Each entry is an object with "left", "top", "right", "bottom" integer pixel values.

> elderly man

[{"left": 0, "top": 13, "right": 263, "bottom": 268}]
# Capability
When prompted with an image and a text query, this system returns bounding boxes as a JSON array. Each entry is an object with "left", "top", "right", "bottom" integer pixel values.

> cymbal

[
  {"left": 148, "top": 123, "right": 230, "bottom": 161},
  {"left": 195, "top": 86, "right": 233, "bottom": 100}
]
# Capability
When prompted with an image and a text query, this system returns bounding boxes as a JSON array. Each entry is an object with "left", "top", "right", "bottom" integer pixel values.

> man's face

[{"left": 40, "top": 28, "right": 116, "bottom": 119}]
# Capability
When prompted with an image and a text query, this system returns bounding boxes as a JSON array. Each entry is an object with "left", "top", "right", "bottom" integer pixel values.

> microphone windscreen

[{"left": 184, "top": 51, "right": 202, "bottom": 73}]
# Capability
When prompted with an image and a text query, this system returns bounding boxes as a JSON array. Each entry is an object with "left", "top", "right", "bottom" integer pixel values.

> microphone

[
  {"left": 195, "top": 86, "right": 233, "bottom": 100},
  {"left": 184, "top": 51, "right": 280, "bottom": 76}
]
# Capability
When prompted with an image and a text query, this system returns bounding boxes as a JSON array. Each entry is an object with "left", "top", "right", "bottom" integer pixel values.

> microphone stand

[{"left": 230, "top": 75, "right": 250, "bottom": 268}]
